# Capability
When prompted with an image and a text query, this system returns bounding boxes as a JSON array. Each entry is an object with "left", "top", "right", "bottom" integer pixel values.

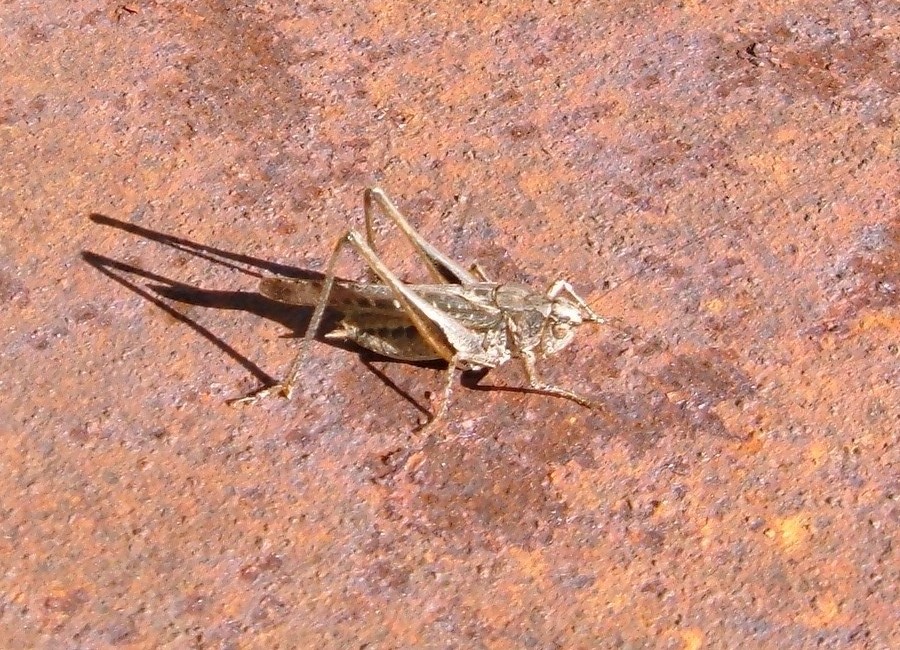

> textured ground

[{"left": 1, "top": 1, "right": 897, "bottom": 648}]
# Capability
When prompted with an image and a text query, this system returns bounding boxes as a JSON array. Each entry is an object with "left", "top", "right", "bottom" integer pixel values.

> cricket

[{"left": 230, "top": 187, "right": 608, "bottom": 428}]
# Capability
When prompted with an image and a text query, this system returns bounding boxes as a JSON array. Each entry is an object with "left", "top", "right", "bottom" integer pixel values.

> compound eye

[{"left": 552, "top": 324, "right": 569, "bottom": 339}]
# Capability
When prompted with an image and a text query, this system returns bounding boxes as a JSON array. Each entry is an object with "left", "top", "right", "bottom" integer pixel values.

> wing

[
  {"left": 260, "top": 277, "right": 505, "bottom": 331},
  {"left": 260, "top": 277, "right": 401, "bottom": 315}
]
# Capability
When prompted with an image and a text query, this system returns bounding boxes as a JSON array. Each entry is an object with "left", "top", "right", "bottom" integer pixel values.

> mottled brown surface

[{"left": 1, "top": 1, "right": 897, "bottom": 648}]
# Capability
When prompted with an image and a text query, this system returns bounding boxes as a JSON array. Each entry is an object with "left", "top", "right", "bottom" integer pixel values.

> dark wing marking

[{"left": 260, "top": 278, "right": 506, "bottom": 331}]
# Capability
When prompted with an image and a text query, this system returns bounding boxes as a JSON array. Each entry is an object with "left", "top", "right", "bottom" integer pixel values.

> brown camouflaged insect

[{"left": 231, "top": 187, "right": 606, "bottom": 428}]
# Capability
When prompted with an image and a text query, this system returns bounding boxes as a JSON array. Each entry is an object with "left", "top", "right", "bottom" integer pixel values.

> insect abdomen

[{"left": 326, "top": 319, "right": 441, "bottom": 361}]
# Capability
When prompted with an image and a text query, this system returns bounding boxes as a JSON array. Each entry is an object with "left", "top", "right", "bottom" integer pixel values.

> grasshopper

[{"left": 231, "top": 187, "right": 606, "bottom": 427}]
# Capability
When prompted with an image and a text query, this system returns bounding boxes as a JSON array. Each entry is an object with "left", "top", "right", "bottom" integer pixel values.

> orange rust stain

[
  {"left": 551, "top": 463, "right": 606, "bottom": 513},
  {"left": 807, "top": 440, "right": 829, "bottom": 466},
  {"left": 517, "top": 167, "right": 554, "bottom": 200},
  {"left": 855, "top": 311, "right": 899, "bottom": 333},
  {"left": 746, "top": 152, "right": 795, "bottom": 189},
  {"left": 773, "top": 126, "right": 802, "bottom": 144},
  {"left": 699, "top": 524, "right": 717, "bottom": 551},
  {"left": 739, "top": 431, "right": 764, "bottom": 455},
  {"left": 680, "top": 628, "right": 705, "bottom": 650},
  {"left": 771, "top": 513, "right": 810, "bottom": 550},
  {"left": 508, "top": 547, "right": 549, "bottom": 582},
  {"left": 703, "top": 298, "right": 726, "bottom": 315},
  {"left": 800, "top": 592, "right": 842, "bottom": 627}
]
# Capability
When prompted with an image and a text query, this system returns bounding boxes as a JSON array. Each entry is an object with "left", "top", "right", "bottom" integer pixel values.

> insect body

[{"left": 232, "top": 188, "right": 605, "bottom": 428}]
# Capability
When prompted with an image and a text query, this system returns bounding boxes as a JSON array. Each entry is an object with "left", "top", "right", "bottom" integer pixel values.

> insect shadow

[
  {"left": 82, "top": 213, "right": 482, "bottom": 412},
  {"left": 83, "top": 198, "right": 758, "bottom": 444}
]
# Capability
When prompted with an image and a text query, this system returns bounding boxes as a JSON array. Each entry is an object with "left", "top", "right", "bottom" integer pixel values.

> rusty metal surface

[{"left": 1, "top": 1, "right": 897, "bottom": 647}]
